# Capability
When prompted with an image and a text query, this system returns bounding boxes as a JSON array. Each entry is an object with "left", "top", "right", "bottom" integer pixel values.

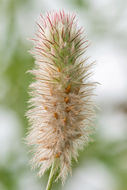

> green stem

[{"left": 46, "top": 161, "right": 56, "bottom": 190}]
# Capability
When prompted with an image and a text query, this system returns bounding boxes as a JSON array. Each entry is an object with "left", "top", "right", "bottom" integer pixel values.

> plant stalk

[{"left": 45, "top": 161, "right": 56, "bottom": 190}]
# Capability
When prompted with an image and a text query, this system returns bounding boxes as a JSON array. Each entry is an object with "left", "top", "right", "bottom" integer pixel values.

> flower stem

[{"left": 46, "top": 161, "right": 56, "bottom": 190}]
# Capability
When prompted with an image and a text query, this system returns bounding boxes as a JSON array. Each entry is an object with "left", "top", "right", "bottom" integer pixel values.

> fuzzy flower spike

[{"left": 26, "top": 10, "right": 96, "bottom": 188}]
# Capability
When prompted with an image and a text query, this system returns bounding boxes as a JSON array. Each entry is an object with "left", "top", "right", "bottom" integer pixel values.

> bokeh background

[{"left": 0, "top": 0, "right": 127, "bottom": 190}]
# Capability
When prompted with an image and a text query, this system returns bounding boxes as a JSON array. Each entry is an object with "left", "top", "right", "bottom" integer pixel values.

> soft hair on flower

[{"left": 26, "top": 10, "right": 96, "bottom": 183}]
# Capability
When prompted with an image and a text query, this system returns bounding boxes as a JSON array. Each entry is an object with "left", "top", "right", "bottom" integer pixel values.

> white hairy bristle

[{"left": 26, "top": 10, "right": 96, "bottom": 182}]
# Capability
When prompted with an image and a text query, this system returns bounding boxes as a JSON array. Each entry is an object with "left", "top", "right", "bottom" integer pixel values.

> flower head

[{"left": 26, "top": 10, "right": 96, "bottom": 182}]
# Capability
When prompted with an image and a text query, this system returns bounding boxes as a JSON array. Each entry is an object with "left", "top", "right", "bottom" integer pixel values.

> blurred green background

[{"left": 0, "top": 0, "right": 127, "bottom": 190}]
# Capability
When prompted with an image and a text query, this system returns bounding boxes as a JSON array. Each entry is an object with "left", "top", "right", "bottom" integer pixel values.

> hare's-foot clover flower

[{"left": 26, "top": 10, "right": 97, "bottom": 189}]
